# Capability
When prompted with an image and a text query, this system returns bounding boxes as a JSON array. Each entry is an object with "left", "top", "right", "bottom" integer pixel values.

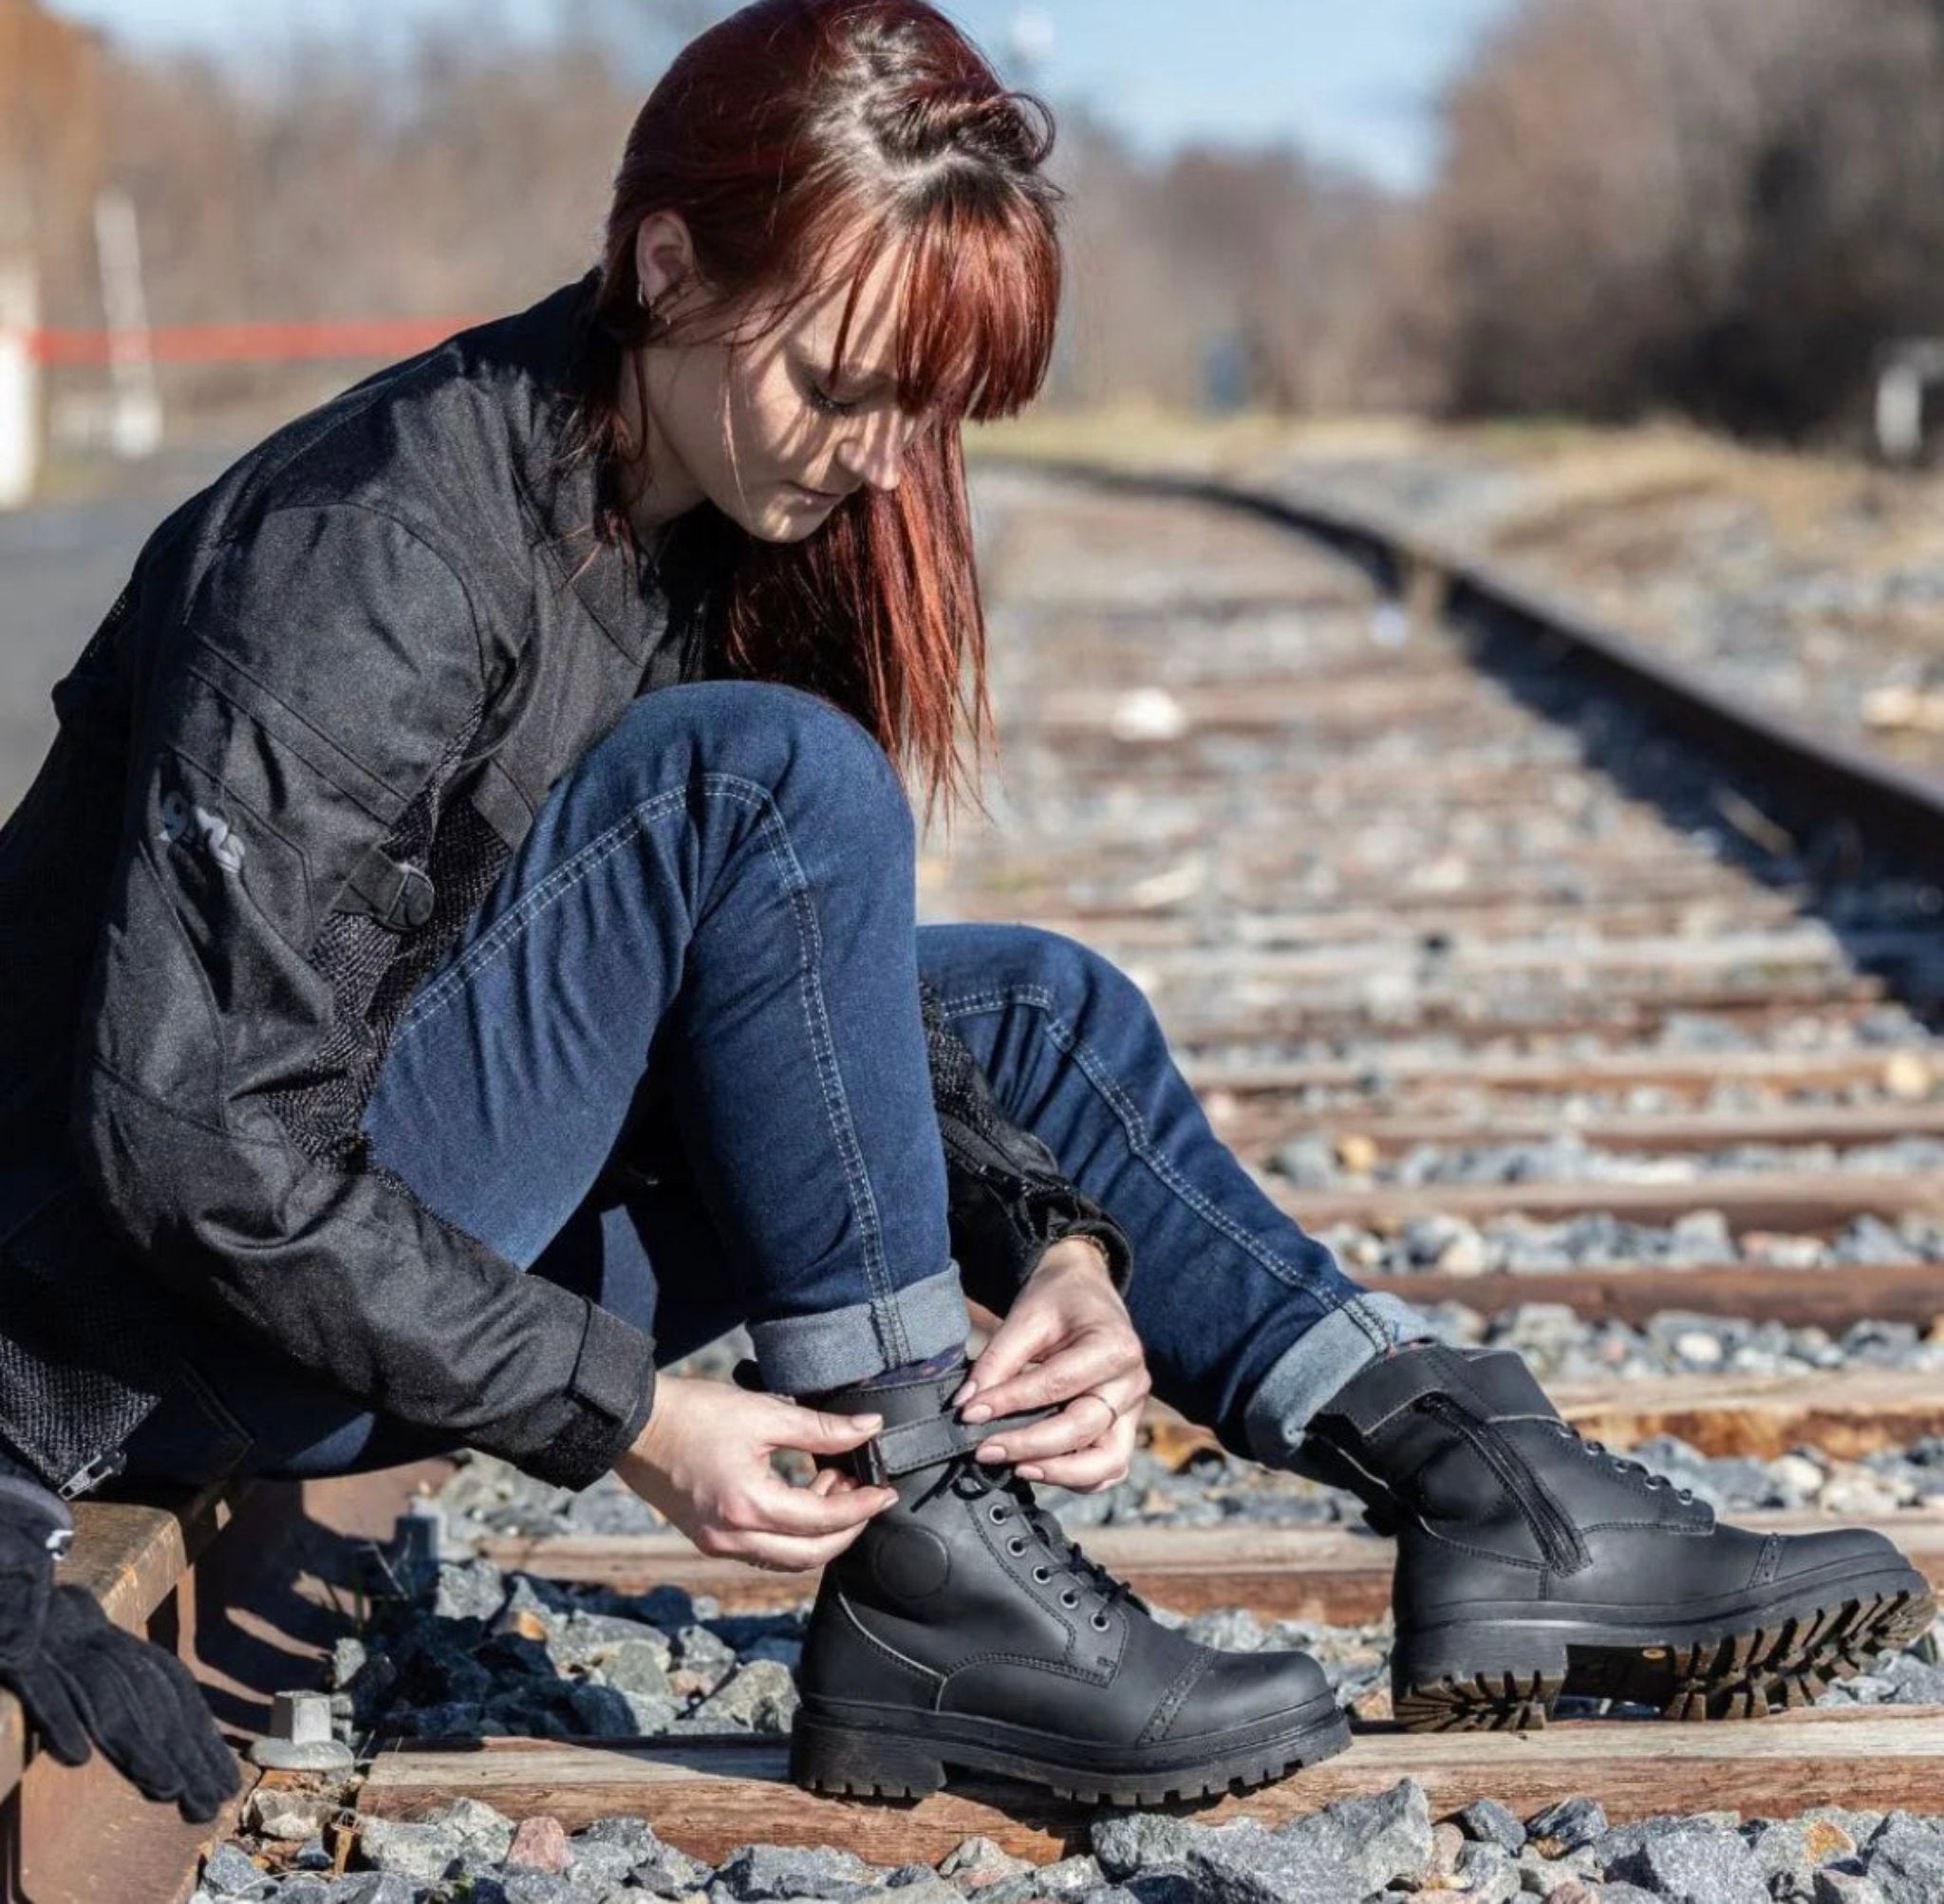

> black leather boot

[
  {"left": 1287, "top": 1340, "right": 1935, "bottom": 1730},
  {"left": 791, "top": 1364, "right": 1350, "bottom": 1804}
]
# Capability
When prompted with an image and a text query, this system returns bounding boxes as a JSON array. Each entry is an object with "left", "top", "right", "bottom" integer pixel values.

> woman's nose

[{"left": 835, "top": 413, "right": 914, "bottom": 494}]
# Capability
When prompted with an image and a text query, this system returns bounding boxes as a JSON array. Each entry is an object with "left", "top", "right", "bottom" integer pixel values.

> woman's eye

[{"left": 808, "top": 383, "right": 859, "bottom": 418}]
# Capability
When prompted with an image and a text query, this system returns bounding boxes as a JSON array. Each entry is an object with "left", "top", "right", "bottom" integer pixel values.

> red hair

[{"left": 563, "top": 0, "right": 1065, "bottom": 824}]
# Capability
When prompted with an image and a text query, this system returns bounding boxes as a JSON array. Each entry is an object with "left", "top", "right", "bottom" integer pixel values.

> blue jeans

[{"left": 120, "top": 681, "right": 1423, "bottom": 1484}]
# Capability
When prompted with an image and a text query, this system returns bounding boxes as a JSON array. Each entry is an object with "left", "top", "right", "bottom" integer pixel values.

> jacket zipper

[{"left": 1418, "top": 1394, "right": 1589, "bottom": 1575}]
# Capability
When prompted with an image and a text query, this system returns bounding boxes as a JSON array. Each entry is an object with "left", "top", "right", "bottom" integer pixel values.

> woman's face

[{"left": 628, "top": 214, "right": 931, "bottom": 543}]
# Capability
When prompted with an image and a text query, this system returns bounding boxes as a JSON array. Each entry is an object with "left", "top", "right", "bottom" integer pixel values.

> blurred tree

[{"left": 1427, "top": 0, "right": 1944, "bottom": 439}]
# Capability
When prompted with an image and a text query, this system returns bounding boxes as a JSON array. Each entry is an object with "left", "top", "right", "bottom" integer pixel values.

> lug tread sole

[
  {"left": 1393, "top": 1583, "right": 1937, "bottom": 1732},
  {"left": 791, "top": 1707, "right": 1354, "bottom": 1808}
]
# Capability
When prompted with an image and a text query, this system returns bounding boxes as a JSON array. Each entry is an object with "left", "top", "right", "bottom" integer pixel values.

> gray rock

[
  {"left": 498, "top": 1876, "right": 583, "bottom": 1904},
  {"left": 568, "top": 1679, "right": 675, "bottom": 1738},
  {"left": 1452, "top": 1841, "right": 1520, "bottom": 1904},
  {"left": 1117, "top": 1878, "right": 1199, "bottom": 1904},
  {"left": 712, "top": 1842, "right": 878, "bottom": 1900},
  {"left": 1091, "top": 1815, "right": 1197, "bottom": 1880},
  {"left": 561, "top": 1840, "right": 639, "bottom": 1887},
  {"left": 690, "top": 1659, "right": 799, "bottom": 1731},
  {"left": 244, "top": 1784, "right": 331, "bottom": 1842},
  {"left": 1523, "top": 1796, "right": 1608, "bottom": 1857},
  {"left": 267, "top": 1881, "right": 332, "bottom": 1904},
  {"left": 1743, "top": 1820, "right": 1824, "bottom": 1895},
  {"left": 601, "top": 1637, "right": 676, "bottom": 1698},
  {"left": 201, "top": 1845, "right": 272, "bottom": 1899},
  {"left": 354, "top": 1818, "right": 462, "bottom": 1885},
  {"left": 1273, "top": 1136, "right": 1340, "bottom": 1188},
  {"left": 1605, "top": 1822, "right": 1768, "bottom": 1904},
  {"left": 572, "top": 1817, "right": 711, "bottom": 1896},
  {"left": 1514, "top": 1844, "right": 1598, "bottom": 1893},
  {"left": 1817, "top": 1872, "right": 1889, "bottom": 1904},
  {"left": 434, "top": 1558, "right": 509, "bottom": 1621},
  {"left": 421, "top": 1795, "right": 517, "bottom": 1864},
  {"left": 978, "top": 1857, "right": 1106, "bottom": 1904},
  {"left": 1278, "top": 1778, "right": 1432, "bottom": 1892},
  {"left": 1456, "top": 1797, "right": 1527, "bottom": 1852},
  {"left": 553, "top": 1613, "right": 676, "bottom": 1675},
  {"left": 940, "top": 1833, "right": 1036, "bottom": 1889},
  {"left": 872, "top": 1882, "right": 964, "bottom": 1904},
  {"left": 1180, "top": 1820, "right": 1357, "bottom": 1904},
  {"left": 326, "top": 1878, "right": 419, "bottom": 1904},
  {"left": 1863, "top": 1819, "right": 1944, "bottom": 1903},
  {"left": 328, "top": 1635, "right": 369, "bottom": 1689}
]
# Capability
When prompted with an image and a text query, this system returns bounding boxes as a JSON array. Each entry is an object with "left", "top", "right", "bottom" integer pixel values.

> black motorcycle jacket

[{"left": 0, "top": 271, "right": 1130, "bottom": 1498}]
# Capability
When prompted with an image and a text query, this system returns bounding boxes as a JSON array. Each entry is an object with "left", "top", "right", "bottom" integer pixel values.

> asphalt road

[{"left": 0, "top": 446, "right": 241, "bottom": 814}]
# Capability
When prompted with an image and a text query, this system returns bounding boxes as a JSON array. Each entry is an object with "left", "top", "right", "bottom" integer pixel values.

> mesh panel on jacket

[{"left": 265, "top": 695, "right": 514, "bottom": 1169}]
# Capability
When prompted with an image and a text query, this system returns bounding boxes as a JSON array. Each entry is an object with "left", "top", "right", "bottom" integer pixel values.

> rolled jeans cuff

[
  {"left": 1241, "top": 1290, "right": 1440, "bottom": 1465},
  {"left": 748, "top": 1263, "right": 971, "bottom": 1397}
]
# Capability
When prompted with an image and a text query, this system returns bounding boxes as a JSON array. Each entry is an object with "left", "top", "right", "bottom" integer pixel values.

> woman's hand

[
  {"left": 613, "top": 1373, "right": 899, "bottom": 1571},
  {"left": 953, "top": 1237, "right": 1150, "bottom": 1492}
]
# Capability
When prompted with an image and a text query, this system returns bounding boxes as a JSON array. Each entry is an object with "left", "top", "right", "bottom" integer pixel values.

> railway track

[{"left": 10, "top": 458, "right": 1944, "bottom": 1899}]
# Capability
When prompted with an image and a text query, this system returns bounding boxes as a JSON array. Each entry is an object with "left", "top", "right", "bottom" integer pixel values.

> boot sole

[
  {"left": 790, "top": 1689, "right": 1353, "bottom": 1806},
  {"left": 1392, "top": 1561, "right": 1936, "bottom": 1730}
]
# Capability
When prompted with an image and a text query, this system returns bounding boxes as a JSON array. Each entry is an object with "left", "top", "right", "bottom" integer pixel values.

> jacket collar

[{"left": 482, "top": 269, "right": 677, "bottom": 667}]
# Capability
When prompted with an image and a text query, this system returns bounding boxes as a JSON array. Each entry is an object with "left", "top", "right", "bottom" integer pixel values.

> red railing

[{"left": 20, "top": 317, "right": 487, "bottom": 367}]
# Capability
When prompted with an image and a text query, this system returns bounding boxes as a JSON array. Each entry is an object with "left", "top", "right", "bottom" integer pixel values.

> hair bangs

[{"left": 890, "top": 194, "right": 1058, "bottom": 421}]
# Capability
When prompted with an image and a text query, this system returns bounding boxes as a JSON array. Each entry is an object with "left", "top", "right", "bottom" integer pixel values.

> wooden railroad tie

[{"left": 354, "top": 1707, "right": 1944, "bottom": 1865}]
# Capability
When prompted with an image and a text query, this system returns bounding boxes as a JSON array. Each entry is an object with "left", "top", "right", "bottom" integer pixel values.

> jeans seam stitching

[
  {"left": 386, "top": 771, "right": 902, "bottom": 1358},
  {"left": 399, "top": 786, "right": 689, "bottom": 1030},
  {"left": 732, "top": 779, "right": 903, "bottom": 1360}
]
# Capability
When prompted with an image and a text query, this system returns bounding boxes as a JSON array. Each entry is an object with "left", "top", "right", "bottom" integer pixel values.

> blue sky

[{"left": 46, "top": 0, "right": 1522, "bottom": 191}]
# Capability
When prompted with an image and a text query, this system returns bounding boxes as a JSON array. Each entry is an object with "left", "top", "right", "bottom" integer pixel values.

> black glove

[{"left": 0, "top": 1477, "right": 240, "bottom": 1822}]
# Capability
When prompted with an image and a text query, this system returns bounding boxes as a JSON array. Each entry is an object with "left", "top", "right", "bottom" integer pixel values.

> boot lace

[
  {"left": 937, "top": 1459, "right": 1145, "bottom": 1629},
  {"left": 1545, "top": 1420, "right": 1698, "bottom": 1504}
]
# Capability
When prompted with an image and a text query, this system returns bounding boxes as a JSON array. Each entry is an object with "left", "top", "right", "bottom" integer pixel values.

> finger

[
  {"left": 741, "top": 1474, "right": 898, "bottom": 1538},
  {"left": 1019, "top": 1414, "right": 1141, "bottom": 1492},
  {"left": 975, "top": 1391, "right": 1120, "bottom": 1466},
  {"left": 731, "top": 1516, "right": 882, "bottom": 1573},
  {"left": 8, "top": 1656, "right": 92, "bottom": 1765},
  {"left": 967, "top": 1333, "right": 1140, "bottom": 1424},
  {"left": 765, "top": 1401, "right": 884, "bottom": 1455},
  {"left": 959, "top": 1306, "right": 1062, "bottom": 1412}
]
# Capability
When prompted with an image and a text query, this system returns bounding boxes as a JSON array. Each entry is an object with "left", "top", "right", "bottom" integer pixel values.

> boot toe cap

[
  {"left": 1764, "top": 1522, "right": 1926, "bottom": 1594},
  {"left": 1169, "top": 1646, "right": 1336, "bottom": 1739}
]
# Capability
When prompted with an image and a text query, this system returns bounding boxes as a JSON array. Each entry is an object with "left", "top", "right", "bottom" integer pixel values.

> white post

[
  {"left": 1877, "top": 360, "right": 1925, "bottom": 464},
  {"left": 0, "top": 260, "right": 39, "bottom": 510},
  {"left": 94, "top": 188, "right": 162, "bottom": 459}
]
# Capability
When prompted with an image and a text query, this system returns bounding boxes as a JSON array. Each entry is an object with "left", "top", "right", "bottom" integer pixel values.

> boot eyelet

[
  {"left": 1059, "top": 1589, "right": 1079, "bottom": 1609},
  {"left": 987, "top": 1503, "right": 1010, "bottom": 1524},
  {"left": 1091, "top": 1612, "right": 1111, "bottom": 1632},
  {"left": 1006, "top": 1536, "right": 1028, "bottom": 1556},
  {"left": 1032, "top": 1565, "right": 1052, "bottom": 1584}
]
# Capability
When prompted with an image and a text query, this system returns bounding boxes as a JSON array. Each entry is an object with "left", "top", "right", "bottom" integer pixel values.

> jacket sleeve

[
  {"left": 919, "top": 979, "right": 1134, "bottom": 1315},
  {"left": 69, "top": 503, "right": 655, "bottom": 1489}
]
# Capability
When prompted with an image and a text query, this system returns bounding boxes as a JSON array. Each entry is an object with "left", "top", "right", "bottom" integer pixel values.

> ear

[{"left": 634, "top": 209, "right": 698, "bottom": 308}]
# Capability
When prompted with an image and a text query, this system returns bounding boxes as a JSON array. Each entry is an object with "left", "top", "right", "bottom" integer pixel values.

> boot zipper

[{"left": 1417, "top": 1395, "right": 1589, "bottom": 1575}]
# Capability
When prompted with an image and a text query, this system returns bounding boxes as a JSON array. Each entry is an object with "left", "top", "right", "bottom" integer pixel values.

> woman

[{"left": 0, "top": 0, "right": 1927, "bottom": 1813}]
